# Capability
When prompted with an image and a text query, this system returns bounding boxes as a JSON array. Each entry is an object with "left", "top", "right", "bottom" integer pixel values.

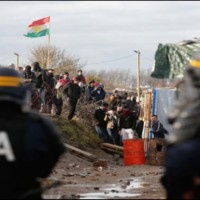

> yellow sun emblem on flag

[{"left": 32, "top": 25, "right": 42, "bottom": 33}]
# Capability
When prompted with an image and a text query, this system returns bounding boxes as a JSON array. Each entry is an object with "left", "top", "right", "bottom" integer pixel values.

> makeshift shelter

[
  {"left": 141, "top": 87, "right": 176, "bottom": 139},
  {"left": 151, "top": 40, "right": 200, "bottom": 79},
  {"left": 140, "top": 87, "right": 176, "bottom": 158}
]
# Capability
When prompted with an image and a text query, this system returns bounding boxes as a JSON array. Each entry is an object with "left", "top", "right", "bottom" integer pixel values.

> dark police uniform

[
  {"left": 0, "top": 68, "right": 65, "bottom": 199},
  {"left": 162, "top": 51, "right": 200, "bottom": 199}
]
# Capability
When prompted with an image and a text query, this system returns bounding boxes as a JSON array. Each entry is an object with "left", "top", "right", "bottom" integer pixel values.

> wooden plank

[
  {"left": 101, "top": 143, "right": 123, "bottom": 151},
  {"left": 65, "top": 143, "right": 98, "bottom": 162},
  {"left": 100, "top": 146, "right": 124, "bottom": 156}
]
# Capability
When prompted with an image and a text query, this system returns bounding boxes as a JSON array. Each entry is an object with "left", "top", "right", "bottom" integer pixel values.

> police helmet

[
  {"left": 166, "top": 51, "right": 200, "bottom": 146},
  {"left": 0, "top": 67, "right": 27, "bottom": 105},
  {"left": 186, "top": 51, "right": 200, "bottom": 87}
]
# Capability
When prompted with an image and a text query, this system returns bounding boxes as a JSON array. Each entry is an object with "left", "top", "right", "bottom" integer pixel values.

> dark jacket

[
  {"left": 23, "top": 71, "right": 36, "bottom": 84},
  {"left": 91, "top": 89, "right": 106, "bottom": 102},
  {"left": 119, "top": 109, "right": 136, "bottom": 130},
  {"left": 94, "top": 108, "right": 107, "bottom": 128},
  {"left": 46, "top": 74, "right": 56, "bottom": 89},
  {"left": 34, "top": 68, "right": 47, "bottom": 89},
  {"left": 0, "top": 102, "right": 65, "bottom": 199},
  {"left": 125, "top": 99, "right": 136, "bottom": 111},
  {"left": 64, "top": 82, "right": 81, "bottom": 102},
  {"left": 150, "top": 121, "right": 165, "bottom": 138},
  {"left": 85, "top": 85, "right": 94, "bottom": 101},
  {"left": 23, "top": 71, "right": 37, "bottom": 90}
]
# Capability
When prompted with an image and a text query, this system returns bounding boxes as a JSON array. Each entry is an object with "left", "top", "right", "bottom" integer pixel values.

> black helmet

[{"left": 0, "top": 67, "right": 27, "bottom": 105}]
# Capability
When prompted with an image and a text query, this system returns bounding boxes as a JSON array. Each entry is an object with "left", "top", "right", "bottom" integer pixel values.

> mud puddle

[
  {"left": 43, "top": 176, "right": 154, "bottom": 199},
  {"left": 79, "top": 178, "right": 144, "bottom": 199},
  {"left": 80, "top": 192, "right": 141, "bottom": 199}
]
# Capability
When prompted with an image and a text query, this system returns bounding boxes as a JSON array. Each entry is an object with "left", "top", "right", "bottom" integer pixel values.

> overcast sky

[{"left": 1, "top": 1, "right": 200, "bottom": 74}]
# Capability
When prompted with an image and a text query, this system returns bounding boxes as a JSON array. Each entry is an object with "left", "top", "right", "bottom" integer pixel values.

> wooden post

[
  {"left": 134, "top": 50, "right": 141, "bottom": 102},
  {"left": 137, "top": 50, "right": 141, "bottom": 102},
  {"left": 47, "top": 17, "right": 51, "bottom": 69}
]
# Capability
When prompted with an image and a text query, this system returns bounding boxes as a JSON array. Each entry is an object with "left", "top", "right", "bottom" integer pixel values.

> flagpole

[
  {"left": 47, "top": 16, "right": 50, "bottom": 69},
  {"left": 47, "top": 33, "right": 50, "bottom": 69}
]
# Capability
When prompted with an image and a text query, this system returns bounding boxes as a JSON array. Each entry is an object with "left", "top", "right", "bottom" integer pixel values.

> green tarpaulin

[{"left": 151, "top": 40, "right": 200, "bottom": 79}]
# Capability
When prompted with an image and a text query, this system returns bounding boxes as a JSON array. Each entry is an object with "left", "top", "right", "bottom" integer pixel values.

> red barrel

[{"left": 123, "top": 139, "right": 145, "bottom": 165}]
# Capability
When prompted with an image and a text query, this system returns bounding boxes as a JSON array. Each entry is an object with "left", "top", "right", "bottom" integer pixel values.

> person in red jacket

[
  {"left": 76, "top": 70, "right": 86, "bottom": 85},
  {"left": 61, "top": 72, "right": 71, "bottom": 88},
  {"left": 75, "top": 70, "right": 86, "bottom": 95}
]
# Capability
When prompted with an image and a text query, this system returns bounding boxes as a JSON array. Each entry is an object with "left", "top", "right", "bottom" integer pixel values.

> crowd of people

[
  {"left": 17, "top": 62, "right": 107, "bottom": 119},
  {"left": 12, "top": 61, "right": 146, "bottom": 146},
  {"left": 93, "top": 92, "right": 142, "bottom": 146}
]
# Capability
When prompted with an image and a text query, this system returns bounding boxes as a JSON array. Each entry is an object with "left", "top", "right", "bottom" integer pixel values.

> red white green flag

[{"left": 24, "top": 16, "right": 50, "bottom": 38}]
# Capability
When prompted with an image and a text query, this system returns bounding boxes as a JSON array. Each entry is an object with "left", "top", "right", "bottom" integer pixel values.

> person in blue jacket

[
  {"left": 91, "top": 83, "right": 106, "bottom": 102},
  {"left": 149, "top": 115, "right": 167, "bottom": 138}
]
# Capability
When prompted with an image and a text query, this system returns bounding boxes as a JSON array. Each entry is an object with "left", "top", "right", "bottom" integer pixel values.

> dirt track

[{"left": 43, "top": 148, "right": 166, "bottom": 199}]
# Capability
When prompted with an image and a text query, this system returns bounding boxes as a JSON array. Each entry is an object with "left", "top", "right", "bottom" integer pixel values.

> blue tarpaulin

[{"left": 152, "top": 88, "right": 176, "bottom": 132}]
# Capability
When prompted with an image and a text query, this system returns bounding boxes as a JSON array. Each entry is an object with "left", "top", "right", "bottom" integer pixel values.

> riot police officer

[
  {"left": 161, "top": 51, "right": 200, "bottom": 199},
  {"left": 0, "top": 67, "right": 65, "bottom": 199}
]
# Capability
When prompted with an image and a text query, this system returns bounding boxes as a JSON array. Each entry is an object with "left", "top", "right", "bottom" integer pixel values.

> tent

[{"left": 151, "top": 40, "right": 200, "bottom": 79}]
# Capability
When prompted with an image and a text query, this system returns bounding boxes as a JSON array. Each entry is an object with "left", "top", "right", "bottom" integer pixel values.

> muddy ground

[{"left": 42, "top": 147, "right": 166, "bottom": 199}]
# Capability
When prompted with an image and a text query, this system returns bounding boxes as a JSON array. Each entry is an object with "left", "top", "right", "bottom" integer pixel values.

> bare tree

[
  {"left": 85, "top": 69, "right": 134, "bottom": 90},
  {"left": 29, "top": 45, "right": 86, "bottom": 74},
  {"left": 134, "top": 68, "right": 181, "bottom": 88},
  {"left": 85, "top": 67, "right": 180, "bottom": 90}
]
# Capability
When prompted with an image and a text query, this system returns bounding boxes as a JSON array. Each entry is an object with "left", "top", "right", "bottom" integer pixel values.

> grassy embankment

[{"left": 49, "top": 115, "right": 102, "bottom": 149}]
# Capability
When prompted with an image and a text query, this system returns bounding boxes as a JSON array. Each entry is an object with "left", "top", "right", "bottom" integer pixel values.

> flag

[
  {"left": 151, "top": 40, "right": 200, "bottom": 79},
  {"left": 24, "top": 16, "right": 50, "bottom": 38}
]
